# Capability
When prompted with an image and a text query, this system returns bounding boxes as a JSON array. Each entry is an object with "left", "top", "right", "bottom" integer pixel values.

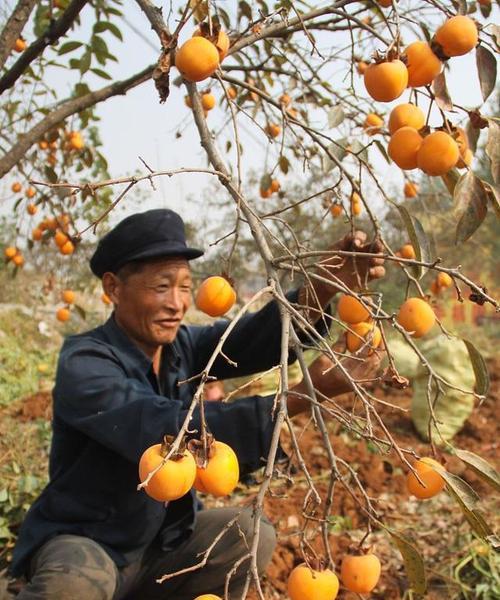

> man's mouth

[{"left": 155, "top": 319, "right": 180, "bottom": 328}]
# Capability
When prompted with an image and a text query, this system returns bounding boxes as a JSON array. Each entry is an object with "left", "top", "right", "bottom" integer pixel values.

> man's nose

[{"left": 164, "top": 287, "right": 183, "bottom": 311}]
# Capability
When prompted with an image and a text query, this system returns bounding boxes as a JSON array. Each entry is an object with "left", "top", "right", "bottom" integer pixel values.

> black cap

[{"left": 90, "top": 209, "right": 204, "bottom": 278}]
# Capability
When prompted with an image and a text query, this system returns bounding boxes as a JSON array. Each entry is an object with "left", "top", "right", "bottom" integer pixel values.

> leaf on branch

[
  {"left": 238, "top": 0, "right": 253, "bottom": 20},
  {"left": 486, "top": 119, "right": 499, "bottom": 185},
  {"left": 476, "top": 46, "right": 497, "bottom": 103},
  {"left": 397, "top": 205, "right": 432, "bottom": 279},
  {"left": 153, "top": 51, "right": 171, "bottom": 103},
  {"left": 74, "top": 304, "right": 86, "bottom": 320},
  {"left": 441, "top": 168, "right": 460, "bottom": 197},
  {"left": 349, "top": 139, "right": 369, "bottom": 163},
  {"left": 374, "top": 139, "right": 390, "bottom": 164},
  {"left": 479, "top": 0, "right": 492, "bottom": 18},
  {"left": 463, "top": 339, "right": 490, "bottom": 397},
  {"left": 260, "top": 173, "right": 272, "bottom": 190},
  {"left": 44, "top": 166, "right": 58, "bottom": 183},
  {"left": 424, "top": 459, "right": 494, "bottom": 542},
  {"left": 386, "top": 528, "right": 426, "bottom": 594},
  {"left": 327, "top": 106, "right": 345, "bottom": 128},
  {"left": 93, "top": 21, "right": 123, "bottom": 41},
  {"left": 323, "top": 138, "right": 348, "bottom": 172},
  {"left": 465, "top": 119, "right": 481, "bottom": 154},
  {"left": 454, "top": 449, "right": 500, "bottom": 492},
  {"left": 432, "top": 72, "right": 453, "bottom": 112},
  {"left": 453, "top": 172, "right": 488, "bottom": 244},
  {"left": 79, "top": 50, "right": 92, "bottom": 75},
  {"left": 190, "top": 0, "right": 208, "bottom": 23},
  {"left": 279, "top": 155, "right": 290, "bottom": 174},
  {"left": 91, "top": 68, "right": 112, "bottom": 80},
  {"left": 58, "top": 41, "right": 83, "bottom": 55}
]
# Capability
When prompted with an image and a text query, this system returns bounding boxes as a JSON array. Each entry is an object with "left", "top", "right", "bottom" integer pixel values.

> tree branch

[
  {"left": 0, "top": 0, "right": 38, "bottom": 71},
  {"left": 0, "top": 63, "right": 154, "bottom": 178},
  {"left": 0, "top": 0, "right": 91, "bottom": 96}
]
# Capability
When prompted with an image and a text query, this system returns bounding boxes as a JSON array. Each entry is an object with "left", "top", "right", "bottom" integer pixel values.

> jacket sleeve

[
  {"left": 187, "top": 289, "right": 331, "bottom": 380},
  {"left": 53, "top": 339, "right": 280, "bottom": 472}
]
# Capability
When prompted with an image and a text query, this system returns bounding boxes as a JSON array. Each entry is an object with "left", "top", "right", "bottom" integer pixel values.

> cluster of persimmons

[{"left": 362, "top": 15, "right": 478, "bottom": 178}]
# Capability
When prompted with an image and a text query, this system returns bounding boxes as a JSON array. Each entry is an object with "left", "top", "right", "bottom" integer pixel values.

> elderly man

[{"left": 10, "top": 209, "right": 384, "bottom": 599}]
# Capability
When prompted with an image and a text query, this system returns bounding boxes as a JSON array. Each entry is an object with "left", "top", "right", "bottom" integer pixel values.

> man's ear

[{"left": 102, "top": 272, "right": 120, "bottom": 304}]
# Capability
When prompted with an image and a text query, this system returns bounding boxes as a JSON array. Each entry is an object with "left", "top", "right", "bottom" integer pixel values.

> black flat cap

[{"left": 90, "top": 208, "right": 204, "bottom": 278}]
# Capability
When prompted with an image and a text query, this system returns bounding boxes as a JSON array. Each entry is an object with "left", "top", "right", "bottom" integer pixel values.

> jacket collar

[
  {"left": 100, "top": 313, "right": 182, "bottom": 374},
  {"left": 101, "top": 313, "right": 153, "bottom": 373}
]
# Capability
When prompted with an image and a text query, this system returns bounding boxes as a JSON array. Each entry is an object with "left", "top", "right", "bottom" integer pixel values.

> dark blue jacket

[{"left": 10, "top": 290, "right": 323, "bottom": 576}]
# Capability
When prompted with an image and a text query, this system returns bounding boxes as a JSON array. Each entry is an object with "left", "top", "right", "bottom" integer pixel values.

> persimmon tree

[{"left": 1, "top": 0, "right": 499, "bottom": 598}]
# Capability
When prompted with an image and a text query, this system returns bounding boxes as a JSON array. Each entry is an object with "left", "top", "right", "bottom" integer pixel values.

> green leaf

[
  {"left": 454, "top": 449, "right": 500, "bottom": 492},
  {"left": 279, "top": 155, "right": 290, "bottom": 174},
  {"left": 93, "top": 21, "right": 123, "bottom": 40},
  {"left": 349, "top": 139, "right": 368, "bottom": 163},
  {"left": 386, "top": 528, "right": 426, "bottom": 594},
  {"left": 327, "top": 106, "right": 345, "bottom": 128},
  {"left": 90, "top": 68, "right": 112, "bottom": 80},
  {"left": 323, "top": 138, "right": 349, "bottom": 172},
  {"left": 44, "top": 166, "right": 58, "bottom": 183},
  {"left": 58, "top": 41, "right": 83, "bottom": 55},
  {"left": 396, "top": 205, "right": 432, "bottom": 279},
  {"left": 422, "top": 459, "right": 494, "bottom": 542},
  {"left": 463, "top": 339, "right": 490, "bottom": 397},
  {"left": 453, "top": 172, "right": 488, "bottom": 244},
  {"left": 79, "top": 50, "right": 92, "bottom": 74},
  {"left": 476, "top": 45, "right": 497, "bottom": 103},
  {"left": 486, "top": 119, "right": 499, "bottom": 185},
  {"left": 260, "top": 174, "right": 272, "bottom": 191},
  {"left": 74, "top": 304, "right": 86, "bottom": 320},
  {"left": 374, "top": 139, "right": 390, "bottom": 164},
  {"left": 91, "top": 35, "right": 109, "bottom": 59}
]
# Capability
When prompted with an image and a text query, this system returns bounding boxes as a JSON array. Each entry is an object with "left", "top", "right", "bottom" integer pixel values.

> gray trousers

[{"left": 16, "top": 507, "right": 276, "bottom": 600}]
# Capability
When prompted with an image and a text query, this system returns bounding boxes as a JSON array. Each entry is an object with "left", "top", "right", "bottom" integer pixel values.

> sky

[{"left": 1, "top": 0, "right": 496, "bottom": 239}]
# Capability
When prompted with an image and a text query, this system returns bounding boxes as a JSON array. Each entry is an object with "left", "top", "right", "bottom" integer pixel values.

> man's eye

[
  {"left": 155, "top": 286, "right": 169, "bottom": 293},
  {"left": 181, "top": 285, "right": 192, "bottom": 292}
]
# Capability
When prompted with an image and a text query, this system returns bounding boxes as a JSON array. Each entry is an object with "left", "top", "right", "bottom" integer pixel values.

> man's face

[{"left": 104, "top": 257, "right": 192, "bottom": 356}]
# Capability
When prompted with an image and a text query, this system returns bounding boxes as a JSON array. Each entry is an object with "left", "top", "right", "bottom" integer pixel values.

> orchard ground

[{"left": 0, "top": 303, "right": 498, "bottom": 599}]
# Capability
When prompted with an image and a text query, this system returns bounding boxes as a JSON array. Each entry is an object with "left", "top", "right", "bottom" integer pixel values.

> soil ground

[{"left": 0, "top": 362, "right": 498, "bottom": 599}]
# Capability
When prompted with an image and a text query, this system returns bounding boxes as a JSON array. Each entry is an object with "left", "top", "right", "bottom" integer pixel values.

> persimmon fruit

[
  {"left": 61, "top": 290, "right": 75, "bottom": 304},
  {"left": 341, "top": 554, "right": 381, "bottom": 593},
  {"left": 388, "top": 127, "right": 423, "bottom": 170},
  {"left": 195, "top": 276, "right": 236, "bottom": 317},
  {"left": 193, "top": 28, "right": 229, "bottom": 61},
  {"left": 266, "top": 123, "right": 281, "bottom": 138},
  {"left": 56, "top": 307, "right": 71, "bottom": 322},
  {"left": 27, "top": 203, "right": 37, "bottom": 215},
  {"left": 437, "top": 272, "right": 453, "bottom": 288},
  {"left": 32, "top": 228, "right": 43, "bottom": 241},
  {"left": 434, "top": 16, "right": 478, "bottom": 58},
  {"left": 193, "top": 440, "right": 239, "bottom": 497},
  {"left": 405, "top": 41, "right": 442, "bottom": 88},
  {"left": 4, "top": 246, "right": 17, "bottom": 259},
  {"left": 378, "top": 0, "right": 393, "bottom": 6},
  {"left": 357, "top": 61, "right": 368, "bottom": 75},
  {"left": 25, "top": 187, "right": 36, "bottom": 199},
  {"left": 457, "top": 148, "right": 473, "bottom": 169},
  {"left": 60, "top": 240, "right": 75, "bottom": 255},
  {"left": 12, "top": 254, "right": 24, "bottom": 267},
  {"left": 194, "top": 596, "right": 222, "bottom": 600},
  {"left": 363, "top": 113, "right": 383, "bottom": 135},
  {"left": 279, "top": 93, "right": 292, "bottom": 106},
  {"left": 338, "top": 294, "right": 370, "bottom": 324},
  {"left": 139, "top": 444, "right": 196, "bottom": 502},
  {"left": 14, "top": 38, "right": 26, "bottom": 52},
  {"left": 346, "top": 322, "right": 382, "bottom": 353},
  {"left": 404, "top": 181, "right": 419, "bottom": 198},
  {"left": 175, "top": 37, "right": 220, "bottom": 82},
  {"left": 388, "top": 103, "right": 425, "bottom": 135},
  {"left": 400, "top": 244, "right": 416, "bottom": 259},
  {"left": 407, "top": 457, "right": 446, "bottom": 499},
  {"left": 417, "top": 131, "right": 459, "bottom": 176},
  {"left": 54, "top": 230, "right": 69, "bottom": 247},
  {"left": 201, "top": 93, "right": 216, "bottom": 111},
  {"left": 397, "top": 297, "right": 436, "bottom": 337},
  {"left": 287, "top": 564, "right": 339, "bottom": 600},
  {"left": 364, "top": 59, "right": 408, "bottom": 102},
  {"left": 11, "top": 182, "right": 22, "bottom": 193},
  {"left": 330, "top": 204, "right": 343, "bottom": 218}
]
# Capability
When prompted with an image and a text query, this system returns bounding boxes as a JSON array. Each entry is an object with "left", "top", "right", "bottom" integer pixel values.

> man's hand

[
  {"left": 299, "top": 231, "right": 386, "bottom": 323},
  {"left": 320, "top": 230, "right": 386, "bottom": 291},
  {"left": 287, "top": 345, "right": 385, "bottom": 417}
]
